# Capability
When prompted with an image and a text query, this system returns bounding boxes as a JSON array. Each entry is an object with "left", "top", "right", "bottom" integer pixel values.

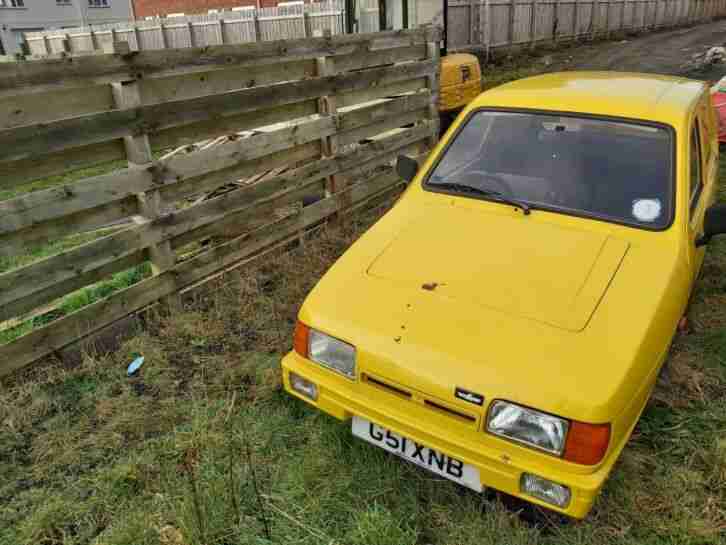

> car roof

[{"left": 473, "top": 72, "right": 706, "bottom": 127}]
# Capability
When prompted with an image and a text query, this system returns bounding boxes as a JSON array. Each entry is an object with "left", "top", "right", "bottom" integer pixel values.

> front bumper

[{"left": 282, "top": 352, "right": 617, "bottom": 519}]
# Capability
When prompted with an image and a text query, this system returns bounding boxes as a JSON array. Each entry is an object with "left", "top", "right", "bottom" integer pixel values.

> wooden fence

[
  {"left": 447, "top": 0, "right": 726, "bottom": 50},
  {"left": 22, "top": 0, "right": 726, "bottom": 59},
  {"left": 24, "top": 1, "right": 345, "bottom": 56},
  {"left": 0, "top": 28, "right": 440, "bottom": 377}
]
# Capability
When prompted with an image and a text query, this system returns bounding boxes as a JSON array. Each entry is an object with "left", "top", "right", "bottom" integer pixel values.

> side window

[{"left": 690, "top": 122, "right": 704, "bottom": 214}]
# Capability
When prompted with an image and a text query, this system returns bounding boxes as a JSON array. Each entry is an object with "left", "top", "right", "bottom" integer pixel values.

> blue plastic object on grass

[{"left": 127, "top": 356, "right": 145, "bottom": 376}]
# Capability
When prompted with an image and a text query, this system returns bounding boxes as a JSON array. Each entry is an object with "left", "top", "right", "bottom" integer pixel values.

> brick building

[{"left": 132, "top": 0, "right": 310, "bottom": 17}]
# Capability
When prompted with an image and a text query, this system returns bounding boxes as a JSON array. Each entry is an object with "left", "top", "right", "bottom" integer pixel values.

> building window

[
  {"left": 0, "top": 0, "right": 26, "bottom": 8},
  {"left": 88, "top": 0, "right": 110, "bottom": 7}
]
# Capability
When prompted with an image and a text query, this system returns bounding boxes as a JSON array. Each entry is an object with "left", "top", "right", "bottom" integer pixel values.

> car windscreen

[{"left": 425, "top": 110, "right": 674, "bottom": 229}]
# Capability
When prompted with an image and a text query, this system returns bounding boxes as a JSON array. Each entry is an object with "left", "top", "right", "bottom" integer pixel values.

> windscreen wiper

[{"left": 431, "top": 182, "right": 531, "bottom": 215}]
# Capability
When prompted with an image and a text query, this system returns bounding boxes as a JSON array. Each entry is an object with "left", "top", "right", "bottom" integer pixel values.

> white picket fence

[{"left": 25, "top": 1, "right": 346, "bottom": 55}]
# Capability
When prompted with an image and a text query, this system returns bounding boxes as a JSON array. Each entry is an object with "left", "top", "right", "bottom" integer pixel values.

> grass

[
  {"left": 0, "top": 262, "right": 151, "bottom": 346},
  {"left": 0, "top": 227, "right": 123, "bottom": 275},
  {"left": 1, "top": 164, "right": 726, "bottom": 545}
]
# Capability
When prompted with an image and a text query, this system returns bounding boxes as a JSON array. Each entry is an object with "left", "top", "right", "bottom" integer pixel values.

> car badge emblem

[{"left": 455, "top": 387, "right": 484, "bottom": 406}]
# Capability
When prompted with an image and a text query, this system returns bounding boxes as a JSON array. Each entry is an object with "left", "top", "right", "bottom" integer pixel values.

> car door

[{"left": 687, "top": 93, "right": 718, "bottom": 281}]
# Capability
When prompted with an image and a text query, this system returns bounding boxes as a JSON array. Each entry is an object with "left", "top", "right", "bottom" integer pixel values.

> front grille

[
  {"left": 363, "top": 373, "right": 412, "bottom": 399},
  {"left": 362, "top": 373, "right": 479, "bottom": 428},
  {"left": 424, "top": 399, "right": 477, "bottom": 424}
]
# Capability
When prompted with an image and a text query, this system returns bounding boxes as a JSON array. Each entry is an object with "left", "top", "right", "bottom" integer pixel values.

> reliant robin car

[{"left": 281, "top": 72, "right": 726, "bottom": 517}]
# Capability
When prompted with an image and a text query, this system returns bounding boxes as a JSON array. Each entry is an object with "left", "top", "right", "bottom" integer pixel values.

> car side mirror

[
  {"left": 696, "top": 203, "right": 726, "bottom": 247},
  {"left": 396, "top": 155, "right": 418, "bottom": 184}
]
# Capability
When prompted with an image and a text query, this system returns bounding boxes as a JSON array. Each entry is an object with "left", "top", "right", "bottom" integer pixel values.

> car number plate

[{"left": 351, "top": 416, "right": 483, "bottom": 492}]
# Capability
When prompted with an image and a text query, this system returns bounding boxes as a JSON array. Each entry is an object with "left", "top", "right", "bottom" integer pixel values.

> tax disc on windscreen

[{"left": 632, "top": 199, "right": 662, "bottom": 222}]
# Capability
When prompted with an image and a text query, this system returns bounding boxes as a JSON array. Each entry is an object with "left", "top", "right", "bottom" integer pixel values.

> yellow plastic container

[{"left": 439, "top": 53, "right": 482, "bottom": 113}]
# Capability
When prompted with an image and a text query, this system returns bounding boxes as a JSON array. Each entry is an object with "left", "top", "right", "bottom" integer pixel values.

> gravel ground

[{"left": 532, "top": 19, "right": 726, "bottom": 81}]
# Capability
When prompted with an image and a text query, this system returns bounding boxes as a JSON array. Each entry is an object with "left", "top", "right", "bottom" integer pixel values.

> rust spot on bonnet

[{"left": 421, "top": 282, "right": 439, "bottom": 291}]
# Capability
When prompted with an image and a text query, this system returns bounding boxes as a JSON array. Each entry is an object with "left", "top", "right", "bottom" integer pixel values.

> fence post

[
  {"left": 509, "top": 0, "right": 516, "bottom": 44},
  {"left": 314, "top": 29, "right": 340, "bottom": 214},
  {"left": 425, "top": 37, "right": 440, "bottom": 147},
  {"left": 573, "top": 0, "right": 580, "bottom": 39},
  {"left": 42, "top": 35, "right": 51, "bottom": 55},
  {"left": 530, "top": 0, "right": 537, "bottom": 47},
  {"left": 188, "top": 21, "right": 196, "bottom": 47},
  {"left": 553, "top": 0, "right": 561, "bottom": 42},
  {"left": 604, "top": 0, "right": 611, "bottom": 35},
  {"left": 470, "top": 0, "right": 478, "bottom": 45},
  {"left": 254, "top": 13, "right": 262, "bottom": 42},
  {"left": 590, "top": 0, "right": 597, "bottom": 37},
  {"left": 160, "top": 23, "right": 168, "bottom": 48},
  {"left": 217, "top": 19, "right": 225, "bottom": 44},
  {"left": 486, "top": 0, "right": 492, "bottom": 55},
  {"left": 304, "top": 11, "right": 312, "bottom": 37},
  {"left": 300, "top": 8, "right": 308, "bottom": 38},
  {"left": 110, "top": 43, "right": 179, "bottom": 310}
]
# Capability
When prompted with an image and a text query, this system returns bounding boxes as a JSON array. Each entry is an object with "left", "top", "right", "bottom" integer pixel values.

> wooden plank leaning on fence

[{"left": 0, "top": 27, "right": 441, "bottom": 377}]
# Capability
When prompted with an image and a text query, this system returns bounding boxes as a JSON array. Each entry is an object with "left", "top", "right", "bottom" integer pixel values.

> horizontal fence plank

[
  {"left": 0, "top": 28, "right": 435, "bottom": 95},
  {"left": 0, "top": 84, "right": 115, "bottom": 129},
  {"left": 0, "top": 166, "right": 406, "bottom": 376},
  {"left": 137, "top": 58, "right": 317, "bottom": 104},
  {"left": 0, "top": 124, "right": 431, "bottom": 322},
  {"left": 331, "top": 43, "right": 427, "bottom": 72},
  {"left": 0, "top": 167, "right": 151, "bottom": 237},
  {"left": 336, "top": 78, "right": 427, "bottom": 108},
  {"left": 161, "top": 141, "right": 322, "bottom": 204},
  {"left": 0, "top": 141, "right": 126, "bottom": 193},
  {"left": 0, "top": 59, "right": 435, "bottom": 165},
  {"left": 339, "top": 109, "right": 427, "bottom": 146},
  {"left": 149, "top": 99, "right": 318, "bottom": 150},
  {"left": 0, "top": 197, "right": 138, "bottom": 259}
]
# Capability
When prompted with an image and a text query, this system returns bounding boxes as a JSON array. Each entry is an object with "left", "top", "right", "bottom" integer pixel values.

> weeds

[
  {"left": 0, "top": 262, "right": 152, "bottom": 346},
  {"left": 0, "top": 163, "right": 725, "bottom": 545}
]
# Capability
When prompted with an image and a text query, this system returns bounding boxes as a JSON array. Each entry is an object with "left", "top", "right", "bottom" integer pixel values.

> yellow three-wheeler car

[{"left": 282, "top": 72, "right": 726, "bottom": 518}]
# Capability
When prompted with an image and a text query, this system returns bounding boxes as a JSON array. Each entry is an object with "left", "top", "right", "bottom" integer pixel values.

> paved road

[{"left": 546, "top": 20, "right": 726, "bottom": 80}]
